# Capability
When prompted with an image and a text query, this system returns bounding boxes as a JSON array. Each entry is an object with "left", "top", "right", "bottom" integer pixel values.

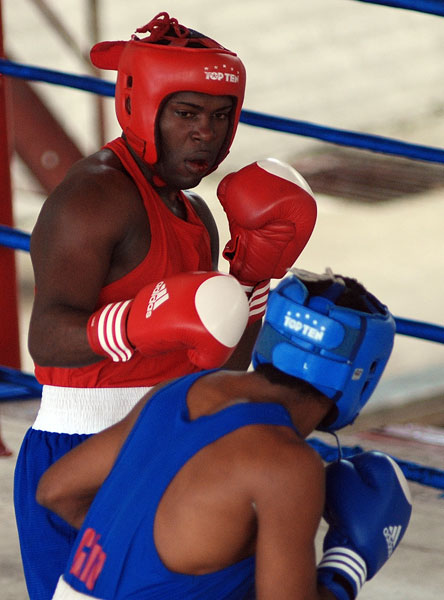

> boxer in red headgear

[
  {"left": 16, "top": 12, "right": 316, "bottom": 600},
  {"left": 16, "top": 14, "right": 254, "bottom": 600},
  {"left": 90, "top": 11, "right": 246, "bottom": 170}
]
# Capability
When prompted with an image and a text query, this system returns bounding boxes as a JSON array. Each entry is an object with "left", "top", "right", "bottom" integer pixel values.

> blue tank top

[{"left": 63, "top": 371, "right": 297, "bottom": 599}]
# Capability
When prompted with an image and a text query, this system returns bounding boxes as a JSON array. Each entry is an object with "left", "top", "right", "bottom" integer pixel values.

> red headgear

[{"left": 90, "top": 12, "right": 246, "bottom": 168}]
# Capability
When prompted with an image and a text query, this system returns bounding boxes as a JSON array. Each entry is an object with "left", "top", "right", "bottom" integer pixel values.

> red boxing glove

[
  {"left": 218, "top": 158, "right": 316, "bottom": 324},
  {"left": 87, "top": 272, "right": 249, "bottom": 369},
  {"left": 218, "top": 158, "right": 317, "bottom": 284}
]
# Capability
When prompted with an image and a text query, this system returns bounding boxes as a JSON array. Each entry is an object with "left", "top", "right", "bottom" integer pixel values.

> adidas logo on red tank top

[{"left": 145, "top": 281, "right": 170, "bottom": 318}]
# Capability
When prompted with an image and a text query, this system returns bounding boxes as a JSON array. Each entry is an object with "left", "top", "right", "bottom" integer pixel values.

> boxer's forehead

[{"left": 162, "top": 92, "right": 234, "bottom": 113}]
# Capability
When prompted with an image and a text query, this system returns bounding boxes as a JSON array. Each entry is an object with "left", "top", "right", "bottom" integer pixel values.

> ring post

[{"left": 0, "top": 2, "right": 21, "bottom": 368}]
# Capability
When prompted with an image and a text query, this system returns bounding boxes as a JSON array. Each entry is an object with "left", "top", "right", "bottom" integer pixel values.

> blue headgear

[{"left": 252, "top": 269, "right": 395, "bottom": 431}]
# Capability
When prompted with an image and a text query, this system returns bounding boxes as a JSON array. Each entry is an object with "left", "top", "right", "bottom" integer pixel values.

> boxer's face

[{"left": 154, "top": 92, "right": 233, "bottom": 189}]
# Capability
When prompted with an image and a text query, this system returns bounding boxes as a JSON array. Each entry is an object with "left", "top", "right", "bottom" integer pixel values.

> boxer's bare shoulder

[
  {"left": 43, "top": 148, "right": 143, "bottom": 218},
  {"left": 31, "top": 147, "right": 150, "bottom": 286}
]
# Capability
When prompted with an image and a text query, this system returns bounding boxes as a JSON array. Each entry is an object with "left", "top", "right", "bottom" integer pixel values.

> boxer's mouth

[{"left": 185, "top": 158, "right": 210, "bottom": 174}]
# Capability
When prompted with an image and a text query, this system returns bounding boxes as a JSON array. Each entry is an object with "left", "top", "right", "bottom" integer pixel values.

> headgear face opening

[
  {"left": 252, "top": 269, "right": 395, "bottom": 431},
  {"left": 90, "top": 12, "right": 246, "bottom": 168}
]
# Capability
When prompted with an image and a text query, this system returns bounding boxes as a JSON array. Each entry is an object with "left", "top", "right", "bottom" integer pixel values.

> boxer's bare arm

[
  {"left": 151, "top": 422, "right": 332, "bottom": 595},
  {"left": 223, "top": 319, "right": 262, "bottom": 370},
  {"left": 28, "top": 153, "right": 148, "bottom": 367},
  {"left": 253, "top": 437, "right": 330, "bottom": 600},
  {"left": 36, "top": 385, "right": 159, "bottom": 528}
]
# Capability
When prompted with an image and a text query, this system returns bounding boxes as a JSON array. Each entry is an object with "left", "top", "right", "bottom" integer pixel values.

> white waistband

[
  {"left": 32, "top": 385, "right": 152, "bottom": 435},
  {"left": 52, "top": 576, "right": 104, "bottom": 600}
]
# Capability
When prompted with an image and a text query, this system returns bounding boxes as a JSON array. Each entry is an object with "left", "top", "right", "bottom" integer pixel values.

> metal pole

[
  {"left": 0, "top": 0, "right": 21, "bottom": 369},
  {"left": 87, "top": 0, "right": 106, "bottom": 146}
]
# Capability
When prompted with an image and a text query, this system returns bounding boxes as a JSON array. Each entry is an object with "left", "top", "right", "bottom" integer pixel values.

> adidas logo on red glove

[
  {"left": 87, "top": 272, "right": 249, "bottom": 369},
  {"left": 145, "top": 281, "right": 169, "bottom": 318}
]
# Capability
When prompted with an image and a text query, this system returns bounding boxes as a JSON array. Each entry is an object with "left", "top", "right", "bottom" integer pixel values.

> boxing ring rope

[
  {"left": 1, "top": 0, "right": 444, "bottom": 489},
  {"left": 0, "top": 365, "right": 42, "bottom": 400},
  {"left": 352, "top": 0, "right": 444, "bottom": 17},
  {"left": 1, "top": 222, "right": 444, "bottom": 347},
  {"left": 1, "top": 219, "right": 444, "bottom": 489},
  {"left": 0, "top": 223, "right": 30, "bottom": 252},
  {"left": 2, "top": 59, "right": 444, "bottom": 165},
  {"left": 308, "top": 438, "right": 444, "bottom": 491}
]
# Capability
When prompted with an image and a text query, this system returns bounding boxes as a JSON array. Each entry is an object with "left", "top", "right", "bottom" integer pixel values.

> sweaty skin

[
  {"left": 37, "top": 369, "right": 337, "bottom": 600},
  {"left": 28, "top": 92, "right": 258, "bottom": 371}
]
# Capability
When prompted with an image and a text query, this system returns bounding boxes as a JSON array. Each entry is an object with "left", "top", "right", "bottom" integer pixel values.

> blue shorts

[{"left": 14, "top": 428, "right": 90, "bottom": 600}]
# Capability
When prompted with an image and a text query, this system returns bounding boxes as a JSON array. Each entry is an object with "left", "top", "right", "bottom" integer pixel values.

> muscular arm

[
  {"left": 253, "top": 438, "right": 335, "bottom": 600},
  {"left": 36, "top": 385, "right": 160, "bottom": 528},
  {"left": 28, "top": 154, "right": 146, "bottom": 367},
  {"left": 223, "top": 319, "right": 261, "bottom": 370}
]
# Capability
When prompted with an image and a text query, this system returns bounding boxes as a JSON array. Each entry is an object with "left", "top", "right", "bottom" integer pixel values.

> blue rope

[
  {"left": 0, "top": 366, "right": 42, "bottom": 400},
  {"left": 2, "top": 59, "right": 444, "bottom": 165},
  {"left": 352, "top": 0, "right": 444, "bottom": 17},
  {"left": 395, "top": 317, "right": 444, "bottom": 344},
  {"left": 308, "top": 437, "right": 444, "bottom": 491},
  {"left": 240, "top": 110, "right": 444, "bottom": 164},
  {"left": 3, "top": 226, "right": 444, "bottom": 348},
  {"left": 0, "top": 59, "right": 115, "bottom": 97},
  {"left": 0, "top": 224, "right": 31, "bottom": 252}
]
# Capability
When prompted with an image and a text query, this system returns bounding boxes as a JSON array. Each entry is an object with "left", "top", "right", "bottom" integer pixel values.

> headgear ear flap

[
  {"left": 90, "top": 13, "right": 246, "bottom": 168},
  {"left": 252, "top": 269, "right": 396, "bottom": 431}
]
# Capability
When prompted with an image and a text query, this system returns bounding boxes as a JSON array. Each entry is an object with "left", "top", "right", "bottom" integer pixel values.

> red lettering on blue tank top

[{"left": 69, "top": 527, "right": 107, "bottom": 591}]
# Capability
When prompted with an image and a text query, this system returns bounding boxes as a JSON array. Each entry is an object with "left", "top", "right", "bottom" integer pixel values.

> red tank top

[{"left": 36, "top": 138, "right": 213, "bottom": 387}]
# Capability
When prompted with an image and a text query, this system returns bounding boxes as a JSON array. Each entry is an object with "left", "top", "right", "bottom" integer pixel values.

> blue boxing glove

[{"left": 317, "top": 451, "right": 412, "bottom": 600}]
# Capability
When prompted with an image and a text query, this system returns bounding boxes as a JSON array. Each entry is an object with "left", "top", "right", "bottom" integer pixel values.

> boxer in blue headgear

[
  {"left": 38, "top": 268, "right": 409, "bottom": 600},
  {"left": 253, "top": 267, "right": 396, "bottom": 431}
]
